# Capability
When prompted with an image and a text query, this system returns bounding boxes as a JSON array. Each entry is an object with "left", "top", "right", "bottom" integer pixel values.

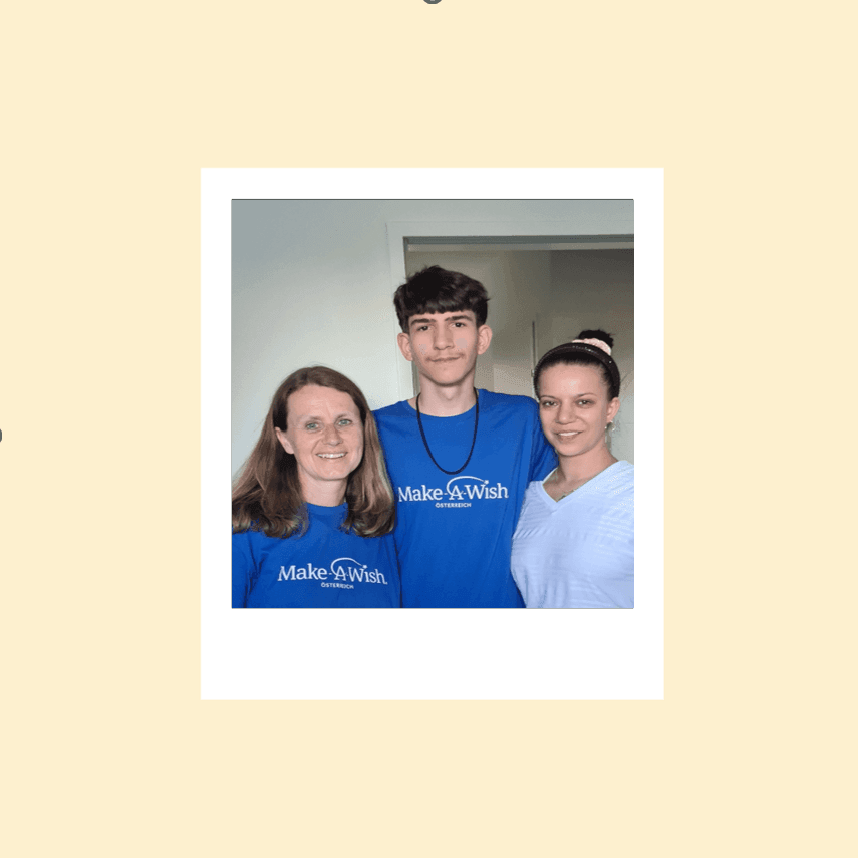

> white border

[{"left": 202, "top": 169, "right": 663, "bottom": 699}]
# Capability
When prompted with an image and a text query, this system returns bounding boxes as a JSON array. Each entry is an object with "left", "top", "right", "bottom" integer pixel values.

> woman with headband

[{"left": 511, "top": 330, "right": 634, "bottom": 608}]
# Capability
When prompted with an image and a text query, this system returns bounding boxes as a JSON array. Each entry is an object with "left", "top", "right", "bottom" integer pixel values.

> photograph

[
  {"left": 231, "top": 199, "right": 635, "bottom": 611},
  {"left": 203, "top": 169, "right": 662, "bottom": 700}
]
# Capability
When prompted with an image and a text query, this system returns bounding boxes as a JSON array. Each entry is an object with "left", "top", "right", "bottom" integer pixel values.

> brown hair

[{"left": 232, "top": 366, "right": 395, "bottom": 539}]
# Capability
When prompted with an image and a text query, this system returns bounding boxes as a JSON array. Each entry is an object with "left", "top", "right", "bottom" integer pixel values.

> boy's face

[{"left": 397, "top": 310, "right": 492, "bottom": 388}]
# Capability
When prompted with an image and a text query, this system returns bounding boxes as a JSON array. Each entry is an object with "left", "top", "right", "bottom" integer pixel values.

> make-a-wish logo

[
  {"left": 277, "top": 557, "right": 388, "bottom": 586},
  {"left": 397, "top": 475, "right": 509, "bottom": 507}
]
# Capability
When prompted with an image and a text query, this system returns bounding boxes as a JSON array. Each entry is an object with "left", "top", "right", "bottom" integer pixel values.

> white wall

[
  {"left": 548, "top": 250, "right": 634, "bottom": 462},
  {"left": 405, "top": 249, "right": 552, "bottom": 397},
  {"left": 232, "top": 200, "right": 632, "bottom": 475}
]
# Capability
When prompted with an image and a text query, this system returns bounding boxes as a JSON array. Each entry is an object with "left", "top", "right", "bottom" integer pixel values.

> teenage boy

[{"left": 374, "top": 266, "right": 557, "bottom": 608}]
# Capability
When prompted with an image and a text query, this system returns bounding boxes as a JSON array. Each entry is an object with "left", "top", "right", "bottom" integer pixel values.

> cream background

[{"left": 3, "top": 2, "right": 854, "bottom": 857}]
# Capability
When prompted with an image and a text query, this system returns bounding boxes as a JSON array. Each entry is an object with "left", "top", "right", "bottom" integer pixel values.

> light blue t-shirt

[
  {"left": 374, "top": 390, "right": 557, "bottom": 608},
  {"left": 511, "top": 461, "right": 634, "bottom": 608}
]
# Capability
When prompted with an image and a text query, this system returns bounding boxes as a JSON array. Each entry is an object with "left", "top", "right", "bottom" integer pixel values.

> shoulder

[
  {"left": 523, "top": 479, "right": 546, "bottom": 502},
  {"left": 373, "top": 400, "right": 409, "bottom": 423},
  {"left": 479, "top": 389, "right": 539, "bottom": 416},
  {"left": 372, "top": 401, "right": 413, "bottom": 446},
  {"left": 515, "top": 480, "right": 551, "bottom": 525},
  {"left": 599, "top": 462, "right": 634, "bottom": 511},
  {"left": 610, "top": 461, "right": 634, "bottom": 489},
  {"left": 232, "top": 526, "right": 266, "bottom": 554},
  {"left": 233, "top": 525, "right": 258, "bottom": 541},
  {"left": 233, "top": 525, "right": 276, "bottom": 545}
]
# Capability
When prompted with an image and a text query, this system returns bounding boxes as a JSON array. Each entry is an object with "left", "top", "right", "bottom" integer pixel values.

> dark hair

[
  {"left": 533, "top": 329, "right": 621, "bottom": 400},
  {"left": 393, "top": 265, "right": 489, "bottom": 332},
  {"left": 232, "top": 366, "right": 394, "bottom": 539}
]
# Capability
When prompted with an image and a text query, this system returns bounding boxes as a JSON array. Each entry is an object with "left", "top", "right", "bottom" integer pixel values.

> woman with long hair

[
  {"left": 233, "top": 366, "right": 399, "bottom": 608},
  {"left": 511, "top": 330, "right": 634, "bottom": 608}
]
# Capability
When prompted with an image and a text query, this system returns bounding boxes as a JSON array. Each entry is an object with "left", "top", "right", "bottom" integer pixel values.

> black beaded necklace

[{"left": 415, "top": 389, "right": 480, "bottom": 475}]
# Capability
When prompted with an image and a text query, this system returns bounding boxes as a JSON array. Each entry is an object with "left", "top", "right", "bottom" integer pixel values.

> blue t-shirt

[
  {"left": 373, "top": 390, "right": 557, "bottom": 608},
  {"left": 232, "top": 502, "right": 400, "bottom": 608}
]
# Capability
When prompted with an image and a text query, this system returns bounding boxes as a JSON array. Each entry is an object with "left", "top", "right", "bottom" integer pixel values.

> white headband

[{"left": 571, "top": 337, "right": 612, "bottom": 355}]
